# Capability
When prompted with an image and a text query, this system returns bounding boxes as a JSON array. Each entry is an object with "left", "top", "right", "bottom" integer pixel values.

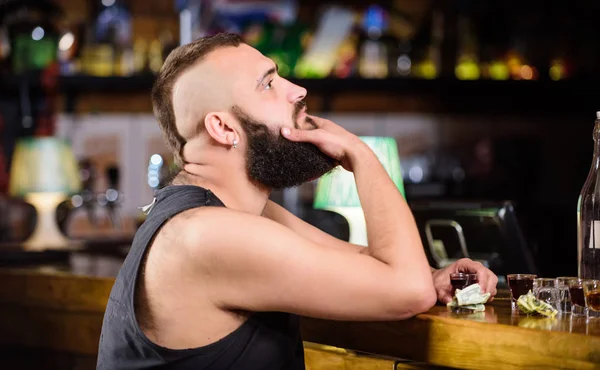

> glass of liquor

[
  {"left": 450, "top": 273, "right": 469, "bottom": 296},
  {"left": 467, "top": 273, "right": 479, "bottom": 286},
  {"left": 556, "top": 277, "right": 577, "bottom": 314},
  {"left": 583, "top": 279, "right": 600, "bottom": 318},
  {"left": 533, "top": 278, "right": 561, "bottom": 314},
  {"left": 507, "top": 274, "right": 536, "bottom": 309},
  {"left": 568, "top": 278, "right": 589, "bottom": 316}
]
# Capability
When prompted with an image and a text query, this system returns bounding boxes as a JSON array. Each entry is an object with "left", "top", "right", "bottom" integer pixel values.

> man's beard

[{"left": 231, "top": 103, "right": 338, "bottom": 190}]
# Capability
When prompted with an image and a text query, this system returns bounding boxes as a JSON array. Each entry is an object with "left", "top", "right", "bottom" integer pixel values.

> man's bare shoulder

[{"left": 172, "top": 205, "right": 281, "bottom": 253}]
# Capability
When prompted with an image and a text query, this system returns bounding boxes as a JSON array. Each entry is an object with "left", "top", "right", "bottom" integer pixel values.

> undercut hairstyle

[{"left": 151, "top": 33, "right": 243, "bottom": 167}]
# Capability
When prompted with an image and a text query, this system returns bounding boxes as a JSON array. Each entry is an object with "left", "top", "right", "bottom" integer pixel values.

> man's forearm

[{"left": 348, "top": 144, "right": 431, "bottom": 278}]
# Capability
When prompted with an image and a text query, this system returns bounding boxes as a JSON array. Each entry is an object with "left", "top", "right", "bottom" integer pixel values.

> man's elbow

[
  {"left": 412, "top": 285, "right": 437, "bottom": 314},
  {"left": 389, "top": 284, "right": 436, "bottom": 320}
]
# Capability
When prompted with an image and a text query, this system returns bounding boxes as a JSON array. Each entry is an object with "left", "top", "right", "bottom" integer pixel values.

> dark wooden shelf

[
  {"left": 2, "top": 72, "right": 598, "bottom": 115},
  {"left": 54, "top": 73, "right": 588, "bottom": 95},
  {"left": 56, "top": 75, "right": 600, "bottom": 116}
]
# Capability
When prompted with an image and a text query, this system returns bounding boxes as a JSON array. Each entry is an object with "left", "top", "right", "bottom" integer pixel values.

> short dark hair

[{"left": 151, "top": 33, "right": 243, "bottom": 167}]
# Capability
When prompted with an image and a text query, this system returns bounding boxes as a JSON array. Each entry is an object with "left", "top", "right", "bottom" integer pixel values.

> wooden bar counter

[{"left": 1, "top": 253, "right": 600, "bottom": 370}]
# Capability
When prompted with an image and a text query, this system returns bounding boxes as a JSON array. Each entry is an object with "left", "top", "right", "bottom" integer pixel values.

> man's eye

[{"left": 265, "top": 80, "right": 273, "bottom": 90}]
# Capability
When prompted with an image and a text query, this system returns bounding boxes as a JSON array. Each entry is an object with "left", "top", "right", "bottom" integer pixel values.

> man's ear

[{"left": 204, "top": 112, "right": 238, "bottom": 147}]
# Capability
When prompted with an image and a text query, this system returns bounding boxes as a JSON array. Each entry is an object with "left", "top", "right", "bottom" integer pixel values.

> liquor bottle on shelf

[
  {"left": 358, "top": 5, "right": 389, "bottom": 79},
  {"left": 81, "top": 0, "right": 132, "bottom": 76},
  {"left": 386, "top": 4, "right": 412, "bottom": 78},
  {"left": 332, "top": 29, "right": 359, "bottom": 79},
  {"left": 293, "top": 5, "right": 355, "bottom": 79},
  {"left": 454, "top": 15, "right": 480, "bottom": 80},
  {"left": 547, "top": 37, "right": 573, "bottom": 81},
  {"left": 577, "top": 112, "right": 600, "bottom": 280},
  {"left": 411, "top": 9, "right": 443, "bottom": 80},
  {"left": 477, "top": 2, "right": 509, "bottom": 80},
  {"left": 505, "top": 25, "right": 539, "bottom": 81}
]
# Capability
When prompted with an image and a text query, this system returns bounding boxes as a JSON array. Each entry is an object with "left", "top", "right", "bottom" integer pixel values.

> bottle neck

[{"left": 593, "top": 120, "right": 600, "bottom": 167}]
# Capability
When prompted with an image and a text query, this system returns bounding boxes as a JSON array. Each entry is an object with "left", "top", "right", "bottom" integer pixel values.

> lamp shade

[
  {"left": 9, "top": 137, "right": 81, "bottom": 197},
  {"left": 314, "top": 136, "right": 404, "bottom": 209},
  {"left": 313, "top": 136, "right": 404, "bottom": 246}
]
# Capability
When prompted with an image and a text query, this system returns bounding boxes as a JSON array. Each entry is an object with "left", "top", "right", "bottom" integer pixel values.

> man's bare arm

[{"left": 186, "top": 206, "right": 435, "bottom": 321}]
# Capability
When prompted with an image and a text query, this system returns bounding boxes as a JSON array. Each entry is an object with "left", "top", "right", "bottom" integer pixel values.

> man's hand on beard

[{"left": 281, "top": 116, "right": 364, "bottom": 172}]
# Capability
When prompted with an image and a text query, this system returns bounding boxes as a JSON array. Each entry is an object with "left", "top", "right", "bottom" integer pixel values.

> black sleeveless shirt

[{"left": 97, "top": 185, "right": 306, "bottom": 370}]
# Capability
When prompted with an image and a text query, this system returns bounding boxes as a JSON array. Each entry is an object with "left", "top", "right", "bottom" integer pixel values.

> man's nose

[{"left": 286, "top": 80, "right": 307, "bottom": 103}]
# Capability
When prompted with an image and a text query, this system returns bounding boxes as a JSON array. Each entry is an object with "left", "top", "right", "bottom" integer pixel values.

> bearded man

[{"left": 97, "top": 33, "right": 497, "bottom": 370}]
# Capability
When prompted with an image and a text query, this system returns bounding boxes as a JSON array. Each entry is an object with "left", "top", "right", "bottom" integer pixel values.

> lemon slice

[{"left": 516, "top": 291, "right": 558, "bottom": 318}]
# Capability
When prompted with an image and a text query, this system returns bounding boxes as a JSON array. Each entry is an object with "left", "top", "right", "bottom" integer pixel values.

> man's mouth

[{"left": 293, "top": 103, "right": 309, "bottom": 129}]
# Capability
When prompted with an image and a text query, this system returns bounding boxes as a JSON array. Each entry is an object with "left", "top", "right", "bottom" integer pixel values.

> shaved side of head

[
  {"left": 171, "top": 60, "right": 231, "bottom": 140},
  {"left": 151, "top": 33, "right": 243, "bottom": 167}
]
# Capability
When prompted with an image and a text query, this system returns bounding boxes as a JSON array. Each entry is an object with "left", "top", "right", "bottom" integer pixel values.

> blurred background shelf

[{"left": 2, "top": 0, "right": 600, "bottom": 279}]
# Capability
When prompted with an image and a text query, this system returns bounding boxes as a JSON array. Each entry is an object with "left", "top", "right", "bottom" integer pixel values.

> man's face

[
  {"left": 175, "top": 43, "right": 337, "bottom": 188},
  {"left": 220, "top": 44, "right": 337, "bottom": 189},
  {"left": 232, "top": 104, "right": 338, "bottom": 190}
]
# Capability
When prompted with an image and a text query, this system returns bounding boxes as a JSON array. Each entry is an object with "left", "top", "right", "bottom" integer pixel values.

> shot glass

[
  {"left": 507, "top": 274, "right": 536, "bottom": 309},
  {"left": 583, "top": 279, "right": 600, "bottom": 318},
  {"left": 450, "top": 273, "right": 470, "bottom": 297},
  {"left": 467, "top": 273, "right": 479, "bottom": 286},
  {"left": 556, "top": 277, "right": 577, "bottom": 314},
  {"left": 533, "top": 278, "right": 561, "bottom": 313},
  {"left": 567, "top": 278, "right": 589, "bottom": 316}
]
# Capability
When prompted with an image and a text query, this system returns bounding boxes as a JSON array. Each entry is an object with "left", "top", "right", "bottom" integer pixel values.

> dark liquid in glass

[
  {"left": 468, "top": 275, "right": 478, "bottom": 286},
  {"left": 569, "top": 286, "right": 586, "bottom": 306},
  {"left": 451, "top": 276, "right": 469, "bottom": 296},
  {"left": 508, "top": 278, "right": 533, "bottom": 301},
  {"left": 585, "top": 290, "right": 600, "bottom": 311}
]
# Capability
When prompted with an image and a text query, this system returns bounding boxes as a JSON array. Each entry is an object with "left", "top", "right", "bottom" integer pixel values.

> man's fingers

[
  {"left": 440, "top": 293, "right": 452, "bottom": 304},
  {"left": 487, "top": 275, "right": 499, "bottom": 297},
  {"left": 478, "top": 274, "right": 489, "bottom": 293},
  {"left": 457, "top": 258, "right": 493, "bottom": 294},
  {"left": 473, "top": 265, "right": 495, "bottom": 294},
  {"left": 452, "top": 258, "right": 498, "bottom": 300},
  {"left": 281, "top": 127, "right": 320, "bottom": 143},
  {"left": 307, "top": 115, "right": 328, "bottom": 128},
  {"left": 476, "top": 267, "right": 498, "bottom": 297},
  {"left": 436, "top": 288, "right": 452, "bottom": 304},
  {"left": 281, "top": 127, "right": 304, "bottom": 141}
]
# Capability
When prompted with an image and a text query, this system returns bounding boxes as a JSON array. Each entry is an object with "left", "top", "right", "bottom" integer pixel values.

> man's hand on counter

[{"left": 431, "top": 259, "right": 499, "bottom": 304}]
